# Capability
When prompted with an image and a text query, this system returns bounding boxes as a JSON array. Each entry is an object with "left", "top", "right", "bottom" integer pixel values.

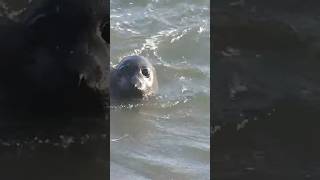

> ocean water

[
  {"left": 213, "top": 2, "right": 320, "bottom": 179},
  {"left": 110, "top": 0, "right": 210, "bottom": 179}
]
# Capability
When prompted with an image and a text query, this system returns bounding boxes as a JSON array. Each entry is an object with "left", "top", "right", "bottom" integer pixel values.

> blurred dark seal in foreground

[
  {"left": 0, "top": 0, "right": 110, "bottom": 121},
  {"left": 0, "top": 0, "right": 110, "bottom": 179}
]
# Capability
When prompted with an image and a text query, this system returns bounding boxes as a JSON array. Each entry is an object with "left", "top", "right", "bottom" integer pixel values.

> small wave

[
  {"left": 111, "top": 134, "right": 129, "bottom": 142},
  {"left": 156, "top": 61, "right": 209, "bottom": 79}
]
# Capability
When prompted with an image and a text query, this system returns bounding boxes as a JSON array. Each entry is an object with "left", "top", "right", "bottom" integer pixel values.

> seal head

[{"left": 111, "top": 56, "right": 158, "bottom": 99}]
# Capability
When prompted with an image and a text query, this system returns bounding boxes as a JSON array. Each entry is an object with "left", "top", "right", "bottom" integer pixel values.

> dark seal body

[
  {"left": 0, "top": 0, "right": 109, "bottom": 118},
  {"left": 110, "top": 56, "right": 158, "bottom": 101}
]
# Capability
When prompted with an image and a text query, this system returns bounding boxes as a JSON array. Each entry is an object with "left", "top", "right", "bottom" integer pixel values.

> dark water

[{"left": 213, "top": 1, "right": 320, "bottom": 179}]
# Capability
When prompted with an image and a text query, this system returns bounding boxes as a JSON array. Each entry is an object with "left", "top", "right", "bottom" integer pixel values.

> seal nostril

[
  {"left": 141, "top": 68, "right": 150, "bottom": 78},
  {"left": 131, "top": 77, "right": 141, "bottom": 89}
]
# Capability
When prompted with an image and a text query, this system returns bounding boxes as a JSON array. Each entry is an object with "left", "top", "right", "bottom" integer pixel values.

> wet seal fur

[
  {"left": 0, "top": 0, "right": 109, "bottom": 118},
  {"left": 110, "top": 56, "right": 158, "bottom": 101}
]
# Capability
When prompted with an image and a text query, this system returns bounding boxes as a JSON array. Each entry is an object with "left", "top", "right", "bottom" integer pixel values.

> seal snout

[{"left": 131, "top": 74, "right": 146, "bottom": 90}]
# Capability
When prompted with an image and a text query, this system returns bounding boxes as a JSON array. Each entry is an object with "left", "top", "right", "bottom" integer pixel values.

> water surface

[{"left": 110, "top": 0, "right": 210, "bottom": 179}]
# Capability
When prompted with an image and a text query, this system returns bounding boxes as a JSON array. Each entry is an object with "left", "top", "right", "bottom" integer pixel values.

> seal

[
  {"left": 0, "top": 0, "right": 109, "bottom": 117},
  {"left": 110, "top": 56, "right": 158, "bottom": 100}
]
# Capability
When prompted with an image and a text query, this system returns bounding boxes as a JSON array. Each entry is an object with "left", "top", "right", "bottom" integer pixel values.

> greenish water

[{"left": 110, "top": 0, "right": 210, "bottom": 179}]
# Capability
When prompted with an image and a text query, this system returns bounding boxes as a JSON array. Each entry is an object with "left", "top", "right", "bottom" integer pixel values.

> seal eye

[{"left": 141, "top": 68, "right": 150, "bottom": 78}]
